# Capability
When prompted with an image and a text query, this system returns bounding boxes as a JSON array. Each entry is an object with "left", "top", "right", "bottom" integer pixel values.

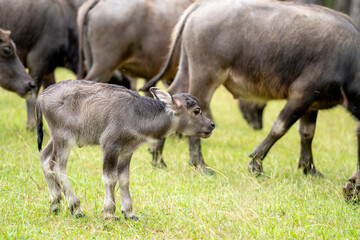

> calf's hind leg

[
  {"left": 52, "top": 138, "right": 84, "bottom": 218},
  {"left": 298, "top": 110, "right": 323, "bottom": 176},
  {"left": 248, "top": 90, "right": 315, "bottom": 175},
  {"left": 40, "top": 138, "right": 62, "bottom": 214}
]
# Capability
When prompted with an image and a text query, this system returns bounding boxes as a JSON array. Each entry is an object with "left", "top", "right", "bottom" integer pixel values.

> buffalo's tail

[
  {"left": 139, "top": 2, "right": 201, "bottom": 92},
  {"left": 77, "top": 0, "right": 100, "bottom": 79}
]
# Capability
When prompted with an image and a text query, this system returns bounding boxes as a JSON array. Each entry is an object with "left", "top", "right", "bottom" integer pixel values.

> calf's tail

[
  {"left": 77, "top": 0, "right": 100, "bottom": 79},
  {"left": 139, "top": 1, "right": 201, "bottom": 92},
  {"left": 36, "top": 102, "right": 44, "bottom": 151}
]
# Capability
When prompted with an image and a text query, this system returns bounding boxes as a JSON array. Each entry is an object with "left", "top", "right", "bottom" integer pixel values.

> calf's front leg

[
  {"left": 102, "top": 146, "right": 120, "bottom": 220},
  {"left": 343, "top": 123, "right": 360, "bottom": 202},
  {"left": 117, "top": 154, "right": 138, "bottom": 221}
]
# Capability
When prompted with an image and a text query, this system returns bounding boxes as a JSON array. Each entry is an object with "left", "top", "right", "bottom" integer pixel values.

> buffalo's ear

[{"left": 150, "top": 87, "right": 179, "bottom": 113}]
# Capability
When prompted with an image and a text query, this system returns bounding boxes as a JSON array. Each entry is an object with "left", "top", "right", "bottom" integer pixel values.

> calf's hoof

[
  {"left": 125, "top": 215, "right": 139, "bottom": 222},
  {"left": 75, "top": 213, "right": 85, "bottom": 219},
  {"left": 248, "top": 158, "right": 263, "bottom": 176},
  {"left": 70, "top": 205, "right": 84, "bottom": 218},
  {"left": 50, "top": 200, "right": 61, "bottom": 215},
  {"left": 51, "top": 207, "right": 60, "bottom": 215},
  {"left": 343, "top": 182, "right": 360, "bottom": 203},
  {"left": 104, "top": 214, "right": 120, "bottom": 221}
]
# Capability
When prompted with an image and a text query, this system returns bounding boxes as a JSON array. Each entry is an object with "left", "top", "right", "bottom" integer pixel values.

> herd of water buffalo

[{"left": 2, "top": 0, "right": 360, "bottom": 219}]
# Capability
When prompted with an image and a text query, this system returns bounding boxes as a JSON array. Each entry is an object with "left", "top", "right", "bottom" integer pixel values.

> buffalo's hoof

[
  {"left": 301, "top": 166, "right": 323, "bottom": 177},
  {"left": 248, "top": 158, "right": 263, "bottom": 176},
  {"left": 343, "top": 182, "right": 360, "bottom": 203},
  {"left": 152, "top": 158, "right": 167, "bottom": 169},
  {"left": 198, "top": 166, "right": 215, "bottom": 176}
]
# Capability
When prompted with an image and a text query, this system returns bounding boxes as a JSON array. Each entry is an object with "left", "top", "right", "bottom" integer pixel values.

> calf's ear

[
  {"left": 150, "top": 87, "right": 172, "bottom": 102},
  {"left": 150, "top": 87, "right": 179, "bottom": 113}
]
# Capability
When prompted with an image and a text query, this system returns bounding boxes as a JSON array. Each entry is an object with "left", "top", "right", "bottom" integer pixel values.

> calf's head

[
  {"left": 0, "top": 29, "right": 35, "bottom": 97},
  {"left": 150, "top": 87, "right": 215, "bottom": 138}
]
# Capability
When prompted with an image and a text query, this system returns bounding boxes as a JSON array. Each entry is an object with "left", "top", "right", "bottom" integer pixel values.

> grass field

[{"left": 1, "top": 68, "right": 360, "bottom": 239}]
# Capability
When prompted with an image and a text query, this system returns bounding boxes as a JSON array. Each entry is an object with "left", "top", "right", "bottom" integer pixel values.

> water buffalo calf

[
  {"left": 0, "top": 28, "right": 34, "bottom": 97},
  {"left": 36, "top": 80, "right": 215, "bottom": 220},
  {"left": 144, "top": 0, "right": 360, "bottom": 200}
]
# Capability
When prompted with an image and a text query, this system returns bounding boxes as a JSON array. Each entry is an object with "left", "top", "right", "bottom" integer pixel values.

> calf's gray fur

[{"left": 36, "top": 80, "right": 214, "bottom": 219}]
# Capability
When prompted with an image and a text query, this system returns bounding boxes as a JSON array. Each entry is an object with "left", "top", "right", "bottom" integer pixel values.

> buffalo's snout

[
  {"left": 29, "top": 81, "right": 36, "bottom": 89},
  {"left": 18, "top": 79, "right": 36, "bottom": 98}
]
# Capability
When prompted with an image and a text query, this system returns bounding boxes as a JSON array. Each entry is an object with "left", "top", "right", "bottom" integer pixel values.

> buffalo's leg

[
  {"left": 238, "top": 99, "right": 266, "bottom": 130},
  {"left": 102, "top": 144, "right": 120, "bottom": 220},
  {"left": 297, "top": 110, "right": 323, "bottom": 176},
  {"left": 248, "top": 93, "right": 314, "bottom": 175},
  {"left": 117, "top": 154, "right": 138, "bottom": 221},
  {"left": 188, "top": 136, "right": 214, "bottom": 175},
  {"left": 26, "top": 48, "right": 54, "bottom": 130},
  {"left": 187, "top": 76, "right": 218, "bottom": 175},
  {"left": 343, "top": 123, "right": 360, "bottom": 202},
  {"left": 149, "top": 139, "right": 167, "bottom": 168},
  {"left": 40, "top": 138, "right": 62, "bottom": 214},
  {"left": 53, "top": 138, "right": 84, "bottom": 218}
]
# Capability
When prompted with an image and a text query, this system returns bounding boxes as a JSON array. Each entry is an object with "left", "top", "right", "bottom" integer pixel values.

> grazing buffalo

[
  {"left": 0, "top": 28, "right": 34, "bottom": 96},
  {"left": 0, "top": 0, "right": 85, "bottom": 130},
  {"left": 36, "top": 80, "right": 215, "bottom": 220},
  {"left": 143, "top": 0, "right": 360, "bottom": 199}
]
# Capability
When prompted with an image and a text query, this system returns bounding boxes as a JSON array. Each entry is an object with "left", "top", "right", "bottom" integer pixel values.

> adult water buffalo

[
  {"left": 77, "top": 0, "right": 194, "bottom": 84},
  {"left": 0, "top": 0, "right": 85, "bottom": 130},
  {"left": 0, "top": 28, "right": 34, "bottom": 97},
  {"left": 142, "top": 0, "right": 360, "bottom": 200}
]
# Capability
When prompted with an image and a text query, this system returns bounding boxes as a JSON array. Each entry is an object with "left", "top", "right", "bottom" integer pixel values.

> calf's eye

[{"left": 194, "top": 109, "right": 201, "bottom": 115}]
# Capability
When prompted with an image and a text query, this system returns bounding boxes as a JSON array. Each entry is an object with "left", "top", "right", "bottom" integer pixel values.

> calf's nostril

[{"left": 210, "top": 122, "right": 215, "bottom": 128}]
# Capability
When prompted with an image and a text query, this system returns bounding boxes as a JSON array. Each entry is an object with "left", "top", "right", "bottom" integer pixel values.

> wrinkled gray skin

[
  {"left": 36, "top": 80, "right": 215, "bottom": 220},
  {"left": 0, "top": 0, "right": 85, "bottom": 130},
  {"left": 148, "top": 0, "right": 360, "bottom": 198},
  {"left": 0, "top": 28, "right": 34, "bottom": 97}
]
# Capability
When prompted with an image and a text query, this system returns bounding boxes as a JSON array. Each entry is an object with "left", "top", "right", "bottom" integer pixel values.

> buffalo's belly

[{"left": 223, "top": 71, "right": 287, "bottom": 101}]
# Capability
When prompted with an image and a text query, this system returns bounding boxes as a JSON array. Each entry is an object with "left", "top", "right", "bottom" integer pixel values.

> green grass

[{"left": 1, "top": 68, "right": 360, "bottom": 239}]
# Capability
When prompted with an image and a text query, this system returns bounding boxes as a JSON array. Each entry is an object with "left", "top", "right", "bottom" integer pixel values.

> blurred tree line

[{"left": 290, "top": 0, "right": 360, "bottom": 27}]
